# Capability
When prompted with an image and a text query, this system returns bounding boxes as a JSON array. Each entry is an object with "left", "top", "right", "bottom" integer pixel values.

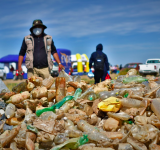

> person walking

[
  {"left": 89, "top": 43, "right": 109, "bottom": 84},
  {"left": 18, "top": 19, "right": 64, "bottom": 79}
]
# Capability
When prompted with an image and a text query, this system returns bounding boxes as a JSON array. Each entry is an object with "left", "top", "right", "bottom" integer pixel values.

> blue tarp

[{"left": 0, "top": 55, "right": 26, "bottom": 63}]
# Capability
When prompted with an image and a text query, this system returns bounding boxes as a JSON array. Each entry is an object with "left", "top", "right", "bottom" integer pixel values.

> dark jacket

[
  {"left": 19, "top": 33, "right": 57, "bottom": 69},
  {"left": 89, "top": 44, "right": 109, "bottom": 71}
]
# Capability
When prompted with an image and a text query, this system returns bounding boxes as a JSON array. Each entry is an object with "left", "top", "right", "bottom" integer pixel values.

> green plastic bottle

[
  {"left": 36, "top": 95, "right": 73, "bottom": 117},
  {"left": 73, "top": 88, "right": 82, "bottom": 100},
  {"left": 123, "top": 76, "right": 148, "bottom": 84}
]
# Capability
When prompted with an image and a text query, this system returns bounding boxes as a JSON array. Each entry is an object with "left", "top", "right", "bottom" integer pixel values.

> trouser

[
  {"left": 94, "top": 70, "right": 104, "bottom": 84},
  {"left": 27, "top": 67, "right": 50, "bottom": 79}
]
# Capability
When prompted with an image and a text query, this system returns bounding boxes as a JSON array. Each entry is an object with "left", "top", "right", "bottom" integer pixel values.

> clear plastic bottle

[
  {"left": 74, "top": 75, "right": 81, "bottom": 82},
  {"left": 151, "top": 100, "right": 160, "bottom": 120},
  {"left": 123, "top": 76, "right": 148, "bottom": 84},
  {"left": 73, "top": 88, "right": 82, "bottom": 100},
  {"left": 107, "top": 112, "right": 131, "bottom": 120},
  {"left": 5, "top": 103, "right": 16, "bottom": 119},
  {"left": 55, "top": 77, "right": 66, "bottom": 102},
  {"left": 99, "top": 90, "right": 119, "bottom": 100},
  {"left": 58, "top": 70, "right": 73, "bottom": 82},
  {"left": 88, "top": 93, "right": 99, "bottom": 101},
  {"left": 77, "top": 120, "right": 112, "bottom": 143},
  {"left": 77, "top": 87, "right": 94, "bottom": 100}
]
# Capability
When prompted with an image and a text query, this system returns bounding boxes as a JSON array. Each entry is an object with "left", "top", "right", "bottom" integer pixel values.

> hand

[
  {"left": 18, "top": 67, "right": 23, "bottom": 75},
  {"left": 59, "top": 64, "right": 65, "bottom": 70}
]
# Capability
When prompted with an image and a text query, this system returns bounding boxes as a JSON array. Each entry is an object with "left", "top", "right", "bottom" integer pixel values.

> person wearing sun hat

[{"left": 18, "top": 19, "right": 64, "bottom": 79}]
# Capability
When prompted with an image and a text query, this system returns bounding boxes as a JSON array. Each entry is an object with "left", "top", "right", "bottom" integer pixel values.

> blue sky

[{"left": 0, "top": 0, "right": 160, "bottom": 67}]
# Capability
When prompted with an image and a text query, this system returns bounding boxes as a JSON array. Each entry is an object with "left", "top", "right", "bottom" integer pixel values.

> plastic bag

[
  {"left": 87, "top": 69, "right": 94, "bottom": 79},
  {"left": 98, "top": 97, "right": 122, "bottom": 112},
  {"left": 58, "top": 70, "right": 73, "bottom": 82}
]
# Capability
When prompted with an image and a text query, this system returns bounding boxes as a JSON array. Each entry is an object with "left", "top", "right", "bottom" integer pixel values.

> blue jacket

[{"left": 89, "top": 44, "right": 109, "bottom": 71}]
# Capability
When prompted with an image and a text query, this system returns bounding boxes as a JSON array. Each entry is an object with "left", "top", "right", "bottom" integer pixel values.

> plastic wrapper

[
  {"left": 134, "top": 116, "right": 148, "bottom": 125},
  {"left": 58, "top": 70, "right": 73, "bottom": 82},
  {"left": 98, "top": 97, "right": 122, "bottom": 112},
  {"left": 50, "top": 134, "right": 88, "bottom": 150},
  {"left": 0, "top": 125, "right": 20, "bottom": 147},
  {"left": 77, "top": 120, "right": 112, "bottom": 145},
  {"left": 56, "top": 77, "right": 66, "bottom": 102},
  {"left": 130, "top": 124, "right": 159, "bottom": 143},
  {"left": 107, "top": 112, "right": 131, "bottom": 120},
  {"left": 144, "top": 85, "right": 160, "bottom": 98},
  {"left": 42, "top": 75, "right": 55, "bottom": 89},
  {"left": 37, "top": 131, "right": 55, "bottom": 143},
  {"left": 126, "top": 69, "right": 137, "bottom": 77},
  {"left": 103, "top": 117, "right": 119, "bottom": 132},
  {"left": 12, "top": 81, "right": 27, "bottom": 93},
  {"left": 6, "top": 91, "right": 30, "bottom": 104},
  {"left": 31, "top": 86, "right": 47, "bottom": 99},
  {"left": 5, "top": 103, "right": 16, "bottom": 118}
]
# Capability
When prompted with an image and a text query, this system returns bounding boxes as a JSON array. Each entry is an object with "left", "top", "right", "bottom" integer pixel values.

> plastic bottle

[
  {"left": 107, "top": 112, "right": 131, "bottom": 120},
  {"left": 36, "top": 95, "right": 73, "bottom": 117},
  {"left": 73, "top": 88, "right": 82, "bottom": 100},
  {"left": 78, "top": 87, "right": 94, "bottom": 100},
  {"left": 74, "top": 75, "right": 81, "bottom": 82},
  {"left": 0, "top": 125, "right": 21, "bottom": 147},
  {"left": 119, "top": 98, "right": 145, "bottom": 108},
  {"left": 77, "top": 120, "right": 112, "bottom": 144},
  {"left": 151, "top": 100, "right": 160, "bottom": 120},
  {"left": 55, "top": 77, "right": 66, "bottom": 102},
  {"left": 123, "top": 76, "right": 148, "bottom": 84},
  {"left": 58, "top": 70, "right": 73, "bottom": 82},
  {"left": 42, "top": 76, "right": 55, "bottom": 89},
  {"left": 88, "top": 93, "right": 99, "bottom": 101},
  {"left": 54, "top": 133, "right": 69, "bottom": 144},
  {"left": 99, "top": 90, "right": 119, "bottom": 100},
  {"left": 5, "top": 103, "right": 16, "bottom": 119}
]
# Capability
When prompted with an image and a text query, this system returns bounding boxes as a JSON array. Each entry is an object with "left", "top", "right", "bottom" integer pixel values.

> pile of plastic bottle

[{"left": 0, "top": 69, "right": 160, "bottom": 150}]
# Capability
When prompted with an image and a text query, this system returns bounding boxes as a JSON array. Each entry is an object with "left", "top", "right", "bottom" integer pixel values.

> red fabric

[{"left": 105, "top": 73, "right": 111, "bottom": 80}]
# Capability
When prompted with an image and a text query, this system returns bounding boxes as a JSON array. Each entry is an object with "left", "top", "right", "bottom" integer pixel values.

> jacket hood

[{"left": 96, "top": 43, "right": 103, "bottom": 51}]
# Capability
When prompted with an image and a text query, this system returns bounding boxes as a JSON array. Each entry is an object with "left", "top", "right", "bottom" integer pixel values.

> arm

[
  {"left": 18, "top": 38, "right": 27, "bottom": 74},
  {"left": 53, "top": 53, "right": 64, "bottom": 69},
  {"left": 89, "top": 53, "right": 94, "bottom": 69},
  {"left": 51, "top": 40, "right": 64, "bottom": 70},
  {"left": 104, "top": 54, "right": 109, "bottom": 71}
]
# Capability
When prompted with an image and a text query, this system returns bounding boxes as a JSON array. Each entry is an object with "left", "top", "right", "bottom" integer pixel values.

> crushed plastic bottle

[
  {"left": 5, "top": 103, "right": 16, "bottom": 119},
  {"left": 123, "top": 76, "right": 148, "bottom": 84},
  {"left": 73, "top": 88, "right": 82, "bottom": 100}
]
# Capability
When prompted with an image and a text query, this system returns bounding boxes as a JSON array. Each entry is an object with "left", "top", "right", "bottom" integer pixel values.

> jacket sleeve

[
  {"left": 19, "top": 38, "right": 27, "bottom": 56},
  {"left": 51, "top": 40, "right": 57, "bottom": 55},
  {"left": 89, "top": 53, "right": 94, "bottom": 69},
  {"left": 104, "top": 54, "right": 109, "bottom": 71}
]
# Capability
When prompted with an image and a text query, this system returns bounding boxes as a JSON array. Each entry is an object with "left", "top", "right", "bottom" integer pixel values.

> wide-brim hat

[{"left": 30, "top": 19, "right": 47, "bottom": 32}]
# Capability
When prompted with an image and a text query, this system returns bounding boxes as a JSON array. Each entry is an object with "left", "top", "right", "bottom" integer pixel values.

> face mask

[{"left": 33, "top": 28, "right": 42, "bottom": 36}]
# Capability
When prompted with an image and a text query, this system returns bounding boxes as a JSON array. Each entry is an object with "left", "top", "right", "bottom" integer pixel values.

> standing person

[
  {"left": 89, "top": 43, "right": 109, "bottom": 84},
  {"left": 18, "top": 19, "right": 64, "bottom": 79}
]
